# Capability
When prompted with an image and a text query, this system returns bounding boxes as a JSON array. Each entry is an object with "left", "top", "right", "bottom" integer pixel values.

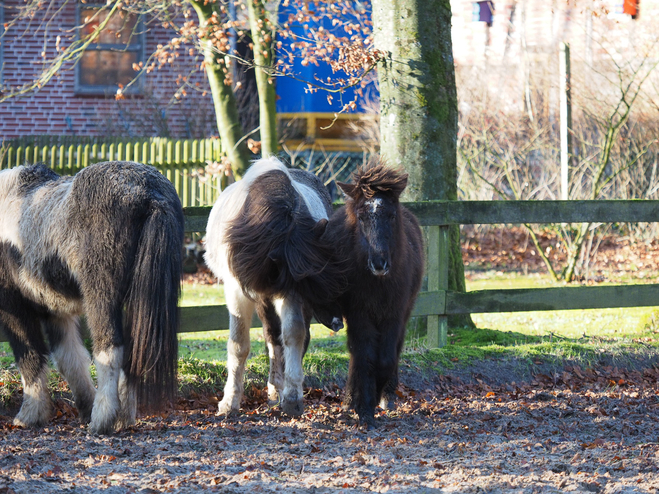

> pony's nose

[{"left": 368, "top": 257, "right": 389, "bottom": 276}]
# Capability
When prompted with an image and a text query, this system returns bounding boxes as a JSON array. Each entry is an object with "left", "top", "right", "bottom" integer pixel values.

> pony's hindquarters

[{"left": 69, "top": 162, "right": 184, "bottom": 434}]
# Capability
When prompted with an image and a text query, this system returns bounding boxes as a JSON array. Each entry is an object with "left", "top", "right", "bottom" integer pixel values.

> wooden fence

[
  {"left": 0, "top": 138, "right": 223, "bottom": 207},
  {"left": 2, "top": 200, "right": 659, "bottom": 347},
  {"left": 180, "top": 200, "right": 659, "bottom": 348}
]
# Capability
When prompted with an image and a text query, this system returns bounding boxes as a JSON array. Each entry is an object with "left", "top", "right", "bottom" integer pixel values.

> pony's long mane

[
  {"left": 225, "top": 170, "right": 345, "bottom": 304},
  {"left": 350, "top": 159, "right": 408, "bottom": 200}
]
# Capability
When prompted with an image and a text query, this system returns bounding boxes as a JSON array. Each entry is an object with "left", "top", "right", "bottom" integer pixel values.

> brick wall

[{"left": 0, "top": 1, "right": 215, "bottom": 139}]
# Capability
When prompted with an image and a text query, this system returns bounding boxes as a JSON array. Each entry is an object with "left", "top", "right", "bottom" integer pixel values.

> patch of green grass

[
  {"left": 467, "top": 272, "right": 659, "bottom": 340},
  {"left": 2, "top": 272, "right": 659, "bottom": 401},
  {"left": 180, "top": 283, "right": 225, "bottom": 307}
]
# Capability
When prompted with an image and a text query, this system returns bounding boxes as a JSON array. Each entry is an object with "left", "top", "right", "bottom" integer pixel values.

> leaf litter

[
  {"left": 4, "top": 226, "right": 659, "bottom": 492},
  {"left": 2, "top": 366, "right": 659, "bottom": 493}
]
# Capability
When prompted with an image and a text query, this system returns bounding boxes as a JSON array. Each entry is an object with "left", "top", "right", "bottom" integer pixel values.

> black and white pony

[
  {"left": 324, "top": 161, "right": 424, "bottom": 427},
  {"left": 205, "top": 157, "right": 344, "bottom": 417},
  {"left": 0, "top": 162, "right": 183, "bottom": 434}
]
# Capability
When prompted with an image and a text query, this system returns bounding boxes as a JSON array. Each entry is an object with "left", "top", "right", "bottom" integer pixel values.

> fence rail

[
  {"left": 181, "top": 201, "right": 659, "bottom": 347},
  {"left": 2, "top": 200, "right": 659, "bottom": 346}
]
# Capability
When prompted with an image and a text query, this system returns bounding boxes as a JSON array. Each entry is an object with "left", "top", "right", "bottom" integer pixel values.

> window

[
  {"left": 76, "top": 5, "right": 144, "bottom": 95},
  {"left": 617, "top": 0, "right": 639, "bottom": 18},
  {"left": 472, "top": 1, "right": 494, "bottom": 26}
]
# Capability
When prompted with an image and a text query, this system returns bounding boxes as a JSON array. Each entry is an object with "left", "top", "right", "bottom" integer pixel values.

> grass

[{"left": 1, "top": 271, "right": 658, "bottom": 408}]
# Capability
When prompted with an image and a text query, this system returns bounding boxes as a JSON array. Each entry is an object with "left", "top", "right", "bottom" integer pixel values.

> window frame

[
  {"left": 1, "top": 3, "right": 4, "bottom": 87},
  {"left": 75, "top": 3, "right": 145, "bottom": 96}
]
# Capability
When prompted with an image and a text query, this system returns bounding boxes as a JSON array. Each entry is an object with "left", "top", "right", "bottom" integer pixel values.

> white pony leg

[
  {"left": 49, "top": 316, "right": 95, "bottom": 423},
  {"left": 90, "top": 346, "right": 122, "bottom": 434},
  {"left": 266, "top": 341, "right": 285, "bottom": 404},
  {"left": 275, "top": 297, "right": 307, "bottom": 417},
  {"left": 14, "top": 365, "right": 52, "bottom": 427},
  {"left": 116, "top": 370, "right": 137, "bottom": 429},
  {"left": 218, "top": 275, "right": 254, "bottom": 415}
]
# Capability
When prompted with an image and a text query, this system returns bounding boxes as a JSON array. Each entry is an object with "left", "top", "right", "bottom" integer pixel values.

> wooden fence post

[
  {"left": 559, "top": 42, "right": 572, "bottom": 201},
  {"left": 426, "top": 224, "right": 449, "bottom": 348}
]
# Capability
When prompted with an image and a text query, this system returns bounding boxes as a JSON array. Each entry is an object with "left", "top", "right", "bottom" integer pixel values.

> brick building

[
  {"left": 0, "top": 1, "right": 215, "bottom": 139},
  {"left": 1, "top": 0, "right": 657, "bottom": 140}
]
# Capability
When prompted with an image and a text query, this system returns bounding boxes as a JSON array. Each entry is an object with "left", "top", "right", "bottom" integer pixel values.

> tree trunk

[
  {"left": 247, "top": 0, "right": 279, "bottom": 157},
  {"left": 189, "top": 0, "right": 251, "bottom": 178},
  {"left": 373, "top": 0, "right": 474, "bottom": 328}
]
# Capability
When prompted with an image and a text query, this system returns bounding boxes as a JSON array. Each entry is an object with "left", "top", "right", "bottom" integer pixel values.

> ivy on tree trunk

[{"left": 373, "top": 0, "right": 474, "bottom": 328}]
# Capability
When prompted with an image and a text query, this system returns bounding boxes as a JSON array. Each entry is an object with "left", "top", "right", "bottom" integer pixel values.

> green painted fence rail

[
  {"left": 2, "top": 200, "right": 659, "bottom": 346},
  {"left": 0, "top": 138, "right": 224, "bottom": 208}
]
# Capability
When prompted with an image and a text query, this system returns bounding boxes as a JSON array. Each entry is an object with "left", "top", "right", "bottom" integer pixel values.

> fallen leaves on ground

[{"left": 2, "top": 366, "right": 659, "bottom": 493}]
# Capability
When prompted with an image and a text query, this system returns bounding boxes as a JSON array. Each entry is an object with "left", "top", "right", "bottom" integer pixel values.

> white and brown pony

[
  {"left": 205, "top": 157, "right": 343, "bottom": 416},
  {"left": 0, "top": 162, "right": 183, "bottom": 434}
]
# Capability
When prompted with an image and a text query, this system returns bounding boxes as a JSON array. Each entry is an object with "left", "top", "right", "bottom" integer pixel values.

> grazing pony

[
  {"left": 205, "top": 157, "right": 344, "bottom": 417},
  {"left": 0, "top": 162, "right": 183, "bottom": 434},
  {"left": 325, "top": 161, "right": 424, "bottom": 427}
]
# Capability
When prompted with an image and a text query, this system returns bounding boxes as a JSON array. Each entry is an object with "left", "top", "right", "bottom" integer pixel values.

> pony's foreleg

[
  {"left": 375, "top": 319, "right": 405, "bottom": 411},
  {"left": 218, "top": 275, "right": 254, "bottom": 415},
  {"left": 275, "top": 296, "right": 308, "bottom": 417},
  {"left": 46, "top": 315, "right": 96, "bottom": 423},
  {"left": 256, "top": 300, "right": 284, "bottom": 404},
  {"left": 345, "top": 315, "right": 378, "bottom": 427},
  {"left": 1, "top": 310, "right": 52, "bottom": 427}
]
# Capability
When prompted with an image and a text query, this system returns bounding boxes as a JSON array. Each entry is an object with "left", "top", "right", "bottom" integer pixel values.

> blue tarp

[{"left": 275, "top": 1, "right": 376, "bottom": 114}]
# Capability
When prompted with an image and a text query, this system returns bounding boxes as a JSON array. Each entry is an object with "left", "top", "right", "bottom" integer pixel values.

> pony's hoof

[
  {"left": 379, "top": 396, "right": 395, "bottom": 411},
  {"left": 217, "top": 398, "right": 239, "bottom": 416},
  {"left": 89, "top": 419, "right": 116, "bottom": 435},
  {"left": 341, "top": 396, "right": 354, "bottom": 411},
  {"left": 77, "top": 405, "right": 93, "bottom": 424},
  {"left": 359, "top": 416, "right": 377, "bottom": 430},
  {"left": 13, "top": 403, "right": 53, "bottom": 428},
  {"left": 281, "top": 398, "right": 304, "bottom": 417},
  {"left": 13, "top": 415, "right": 48, "bottom": 429},
  {"left": 267, "top": 383, "right": 280, "bottom": 405},
  {"left": 114, "top": 413, "right": 136, "bottom": 430}
]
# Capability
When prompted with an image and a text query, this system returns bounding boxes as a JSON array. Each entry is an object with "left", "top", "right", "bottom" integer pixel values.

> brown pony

[{"left": 323, "top": 160, "right": 424, "bottom": 427}]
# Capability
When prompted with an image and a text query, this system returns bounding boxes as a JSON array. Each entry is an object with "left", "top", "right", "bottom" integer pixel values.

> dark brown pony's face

[
  {"left": 354, "top": 193, "right": 399, "bottom": 276},
  {"left": 338, "top": 162, "right": 408, "bottom": 277}
]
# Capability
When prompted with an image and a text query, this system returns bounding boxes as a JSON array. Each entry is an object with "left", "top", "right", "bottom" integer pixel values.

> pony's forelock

[{"left": 347, "top": 158, "right": 408, "bottom": 201}]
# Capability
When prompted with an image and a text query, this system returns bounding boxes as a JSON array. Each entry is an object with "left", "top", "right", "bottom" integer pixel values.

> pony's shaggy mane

[{"left": 350, "top": 159, "right": 408, "bottom": 200}]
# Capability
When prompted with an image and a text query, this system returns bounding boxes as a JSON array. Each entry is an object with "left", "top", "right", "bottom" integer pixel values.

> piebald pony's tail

[{"left": 124, "top": 204, "right": 184, "bottom": 410}]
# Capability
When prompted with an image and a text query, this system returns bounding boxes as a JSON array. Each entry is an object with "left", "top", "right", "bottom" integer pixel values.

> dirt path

[{"left": 2, "top": 367, "right": 659, "bottom": 493}]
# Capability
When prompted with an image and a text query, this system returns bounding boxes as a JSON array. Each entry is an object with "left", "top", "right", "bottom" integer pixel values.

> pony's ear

[
  {"left": 337, "top": 182, "right": 357, "bottom": 199},
  {"left": 313, "top": 218, "right": 328, "bottom": 238},
  {"left": 392, "top": 173, "right": 408, "bottom": 199}
]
